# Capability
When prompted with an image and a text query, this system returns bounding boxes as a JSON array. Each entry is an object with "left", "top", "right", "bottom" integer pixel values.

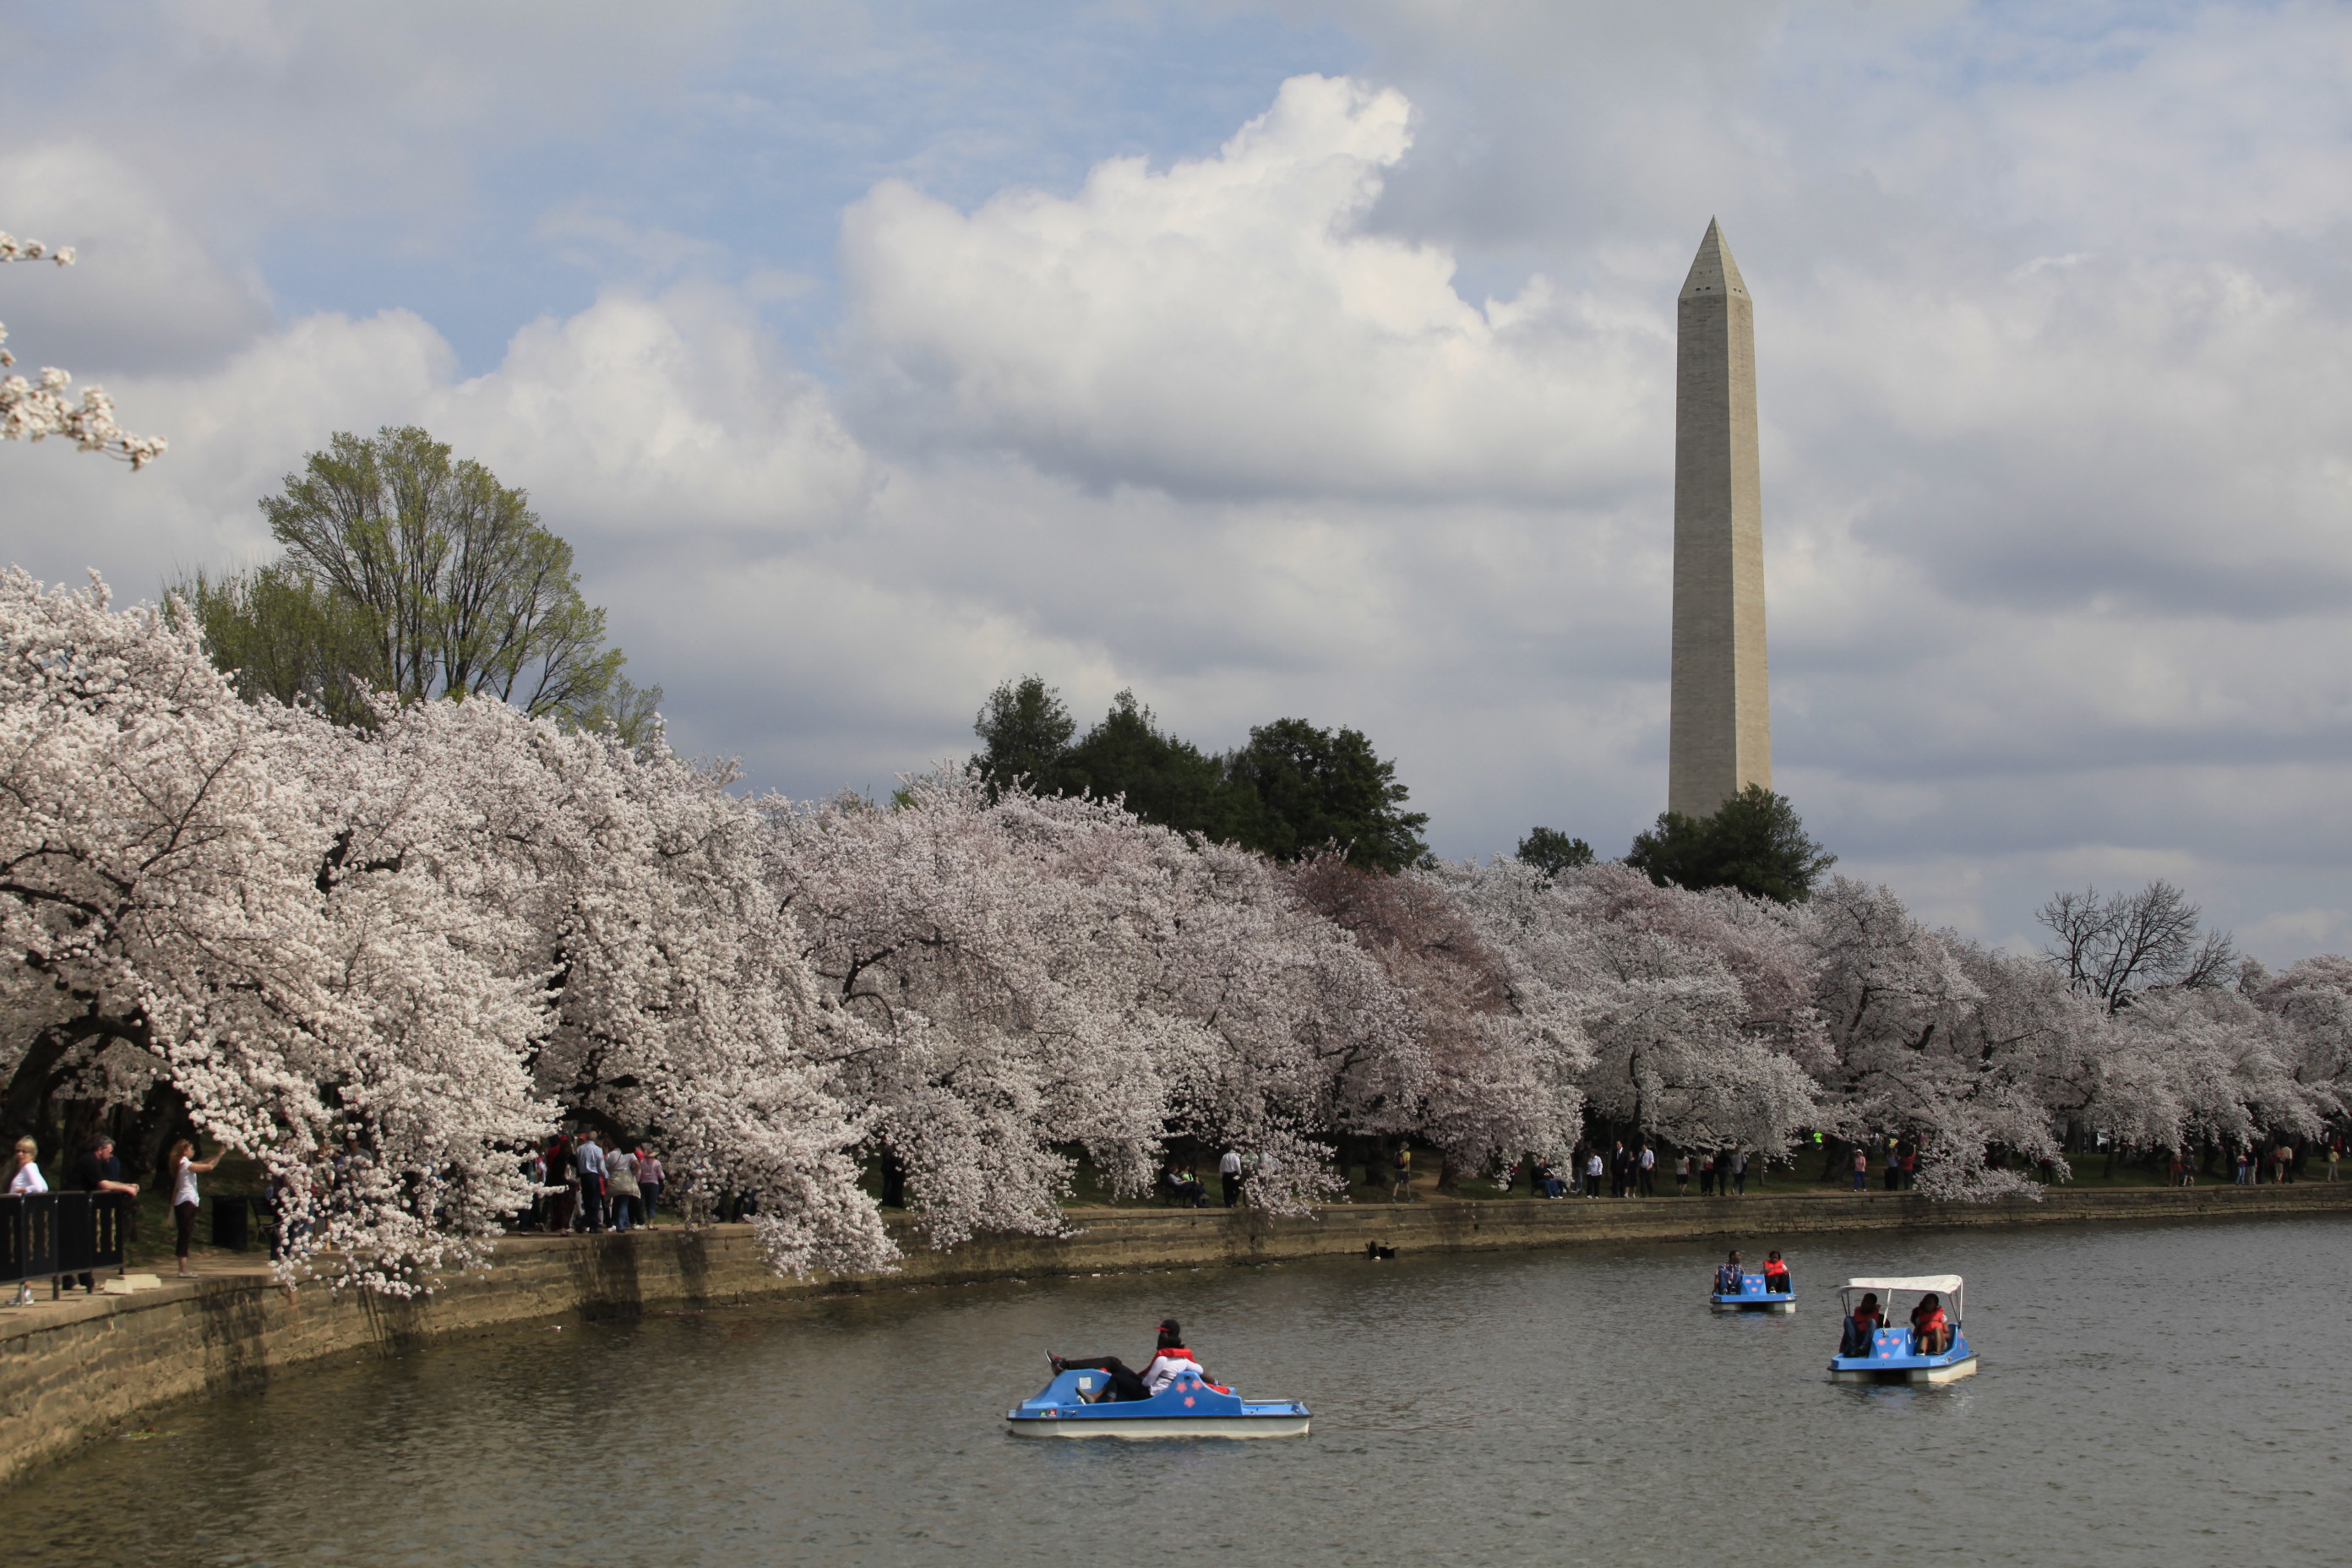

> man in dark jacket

[{"left": 66, "top": 1136, "right": 139, "bottom": 1293}]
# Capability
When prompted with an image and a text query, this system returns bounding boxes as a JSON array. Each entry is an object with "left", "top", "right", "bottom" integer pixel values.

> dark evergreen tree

[
  {"left": 1516, "top": 826, "right": 1595, "bottom": 877},
  {"left": 1625, "top": 784, "right": 1835, "bottom": 904},
  {"left": 1064, "top": 689, "right": 1237, "bottom": 839},
  {"left": 1222, "top": 717, "right": 1430, "bottom": 873},
  {"left": 972, "top": 675, "right": 1081, "bottom": 797}
]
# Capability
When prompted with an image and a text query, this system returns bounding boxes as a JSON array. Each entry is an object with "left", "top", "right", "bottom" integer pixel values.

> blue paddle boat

[
  {"left": 1827, "top": 1274, "right": 1978, "bottom": 1384},
  {"left": 1006, "top": 1368, "right": 1310, "bottom": 1439},
  {"left": 1709, "top": 1270, "right": 1796, "bottom": 1313}
]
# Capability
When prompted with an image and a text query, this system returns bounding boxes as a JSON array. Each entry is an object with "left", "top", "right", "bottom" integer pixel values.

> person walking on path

[
  {"left": 1884, "top": 1142, "right": 1903, "bottom": 1191},
  {"left": 1220, "top": 1148, "right": 1244, "bottom": 1208},
  {"left": 575, "top": 1132, "right": 609, "bottom": 1232},
  {"left": 1730, "top": 1150, "right": 1748, "bottom": 1195},
  {"left": 1901, "top": 1145, "right": 1918, "bottom": 1190},
  {"left": 1638, "top": 1144, "right": 1657, "bottom": 1197},
  {"left": 1852, "top": 1146, "right": 1869, "bottom": 1192},
  {"left": 164, "top": 1139, "right": 221, "bottom": 1278},
  {"left": 1698, "top": 1152, "right": 1714, "bottom": 1196},
  {"left": 2328, "top": 1142, "right": 2340, "bottom": 1183},
  {"left": 1674, "top": 1152, "right": 1690, "bottom": 1195},
  {"left": 1584, "top": 1147, "right": 1604, "bottom": 1198},
  {"left": 1390, "top": 1145, "right": 1413, "bottom": 1203},
  {"left": 638, "top": 1148, "right": 665, "bottom": 1225}
]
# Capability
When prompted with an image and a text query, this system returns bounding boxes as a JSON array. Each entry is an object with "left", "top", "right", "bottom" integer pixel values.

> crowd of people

[{"left": 522, "top": 1133, "right": 667, "bottom": 1233}]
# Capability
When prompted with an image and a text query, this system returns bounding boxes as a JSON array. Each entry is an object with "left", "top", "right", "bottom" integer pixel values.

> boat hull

[
  {"left": 1829, "top": 1353, "right": 1978, "bottom": 1385},
  {"left": 1007, "top": 1413, "right": 1311, "bottom": 1440},
  {"left": 1008, "top": 1369, "right": 1309, "bottom": 1439},
  {"left": 1710, "top": 1297, "right": 1796, "bottom": 1314}
]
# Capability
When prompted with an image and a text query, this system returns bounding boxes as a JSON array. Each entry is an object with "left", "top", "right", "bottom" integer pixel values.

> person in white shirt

[
  {"left": 8, "top": 1136, "right": 46, "bottom": 1194},
  {"left": 1050, "top": 1319, "right": 1217, "bottom": 1402},
  {"left": 1219, "top": 1149, "right": 1244, "bottom": 1208}
]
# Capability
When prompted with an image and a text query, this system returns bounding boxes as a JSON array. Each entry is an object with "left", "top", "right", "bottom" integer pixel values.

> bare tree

[{"left": 2037, "top": 880, "right": 2238, "bottom": 1013}]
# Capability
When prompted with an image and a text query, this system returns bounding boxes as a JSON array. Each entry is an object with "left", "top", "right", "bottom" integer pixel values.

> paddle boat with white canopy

[{"left": 1827, "top": 1274, "right": 1978, "bottom": 1384}]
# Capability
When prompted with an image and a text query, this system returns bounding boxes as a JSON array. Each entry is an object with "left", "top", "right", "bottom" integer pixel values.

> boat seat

[{"left": 1870, "top": 1327, "right": 1914, "bottom": 1358}]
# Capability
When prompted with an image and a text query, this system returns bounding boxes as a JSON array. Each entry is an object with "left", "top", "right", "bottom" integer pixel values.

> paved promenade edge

[{"left": 5, "top": 1181, "right": 2349, "bottom": 1486}]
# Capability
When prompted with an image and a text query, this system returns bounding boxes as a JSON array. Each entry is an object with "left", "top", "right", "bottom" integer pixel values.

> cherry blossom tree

[
  {"left": 1437, "top": 858, "right": 1811, "bottom": 1161},
  {"left": 1293, "top": 855, "right": 1589, "bottom": 1184},
  {"left": 0, "top": 232, "right": 164, "bottom": 468}
]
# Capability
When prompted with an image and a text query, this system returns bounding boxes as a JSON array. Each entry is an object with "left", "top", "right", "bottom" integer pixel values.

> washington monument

[{"left": 1668, "top": 218, "right": 1771, "bottom": 819}]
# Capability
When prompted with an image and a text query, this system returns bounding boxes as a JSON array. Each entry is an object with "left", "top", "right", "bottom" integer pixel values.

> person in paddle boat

[
  {"left": 1909, "top": 1292, "right": 1952, "bottom": 1354},
  {"left": 1712, "top": 1250, "right": 1745, "bottom": 1295},
  {"left": 1839, "top": 1291, "right": 1884, "bottom": 1357},
  {"left": 1050, "top": 1319, "right": 1218, "bottom": 1402},
  {"left": 1763, "top": 1250, "right": 1792, "bottom": 1295}
]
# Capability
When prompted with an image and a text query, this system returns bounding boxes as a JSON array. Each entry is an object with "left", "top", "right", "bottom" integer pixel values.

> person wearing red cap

[{"left": 1049, "top": 1319, "right": 1213, "bottom": 1402}]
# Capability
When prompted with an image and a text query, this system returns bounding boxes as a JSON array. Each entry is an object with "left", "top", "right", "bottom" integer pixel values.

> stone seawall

[{"left": 6, "top": 1181, "right": 2348, "bottom": 1485}]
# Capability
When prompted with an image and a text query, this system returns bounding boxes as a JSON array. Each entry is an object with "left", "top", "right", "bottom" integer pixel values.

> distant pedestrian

[
  {"left": 545, "top": 1135, "right": 577, "bottom": 1233},
  {"left": 607, "top": 1143, "right": 641, "bottom": 1231},
  {"left": 1391, "top": 1146, "right": 1413, "bottom": 1204},
  {"left": 638, "top": 1148, "right": 665, "bottom": 1225},
  {"left": 67, "top": 1136, "right": 139, "bottom": 1292},
  {"left": 1638, "top": 1144, "right": 1656, "bottom": 1197},
  {"left": 1851, "top": 1147, "right": 1869, "bottom": 1192},
  {"left": 1731, "top": 1150, "right": 1748, "bottom": 1196},
  {"left": 8, "top": 1136, "right": 45, "bottom": 1195},
  {"left": 1674, "top": 1152, "right": 1690, "bottom": 1196},
  {"left": 1584, "top": 1148, "right": 1603, "bottom": 1198},
  {"left": 1220, "top": 1148, "right": 1244, "bottom": 1208},
  {"left": 2328, "top": 1142, "right": 2340, "bottom": 1183},
  {"left": 576, "top": 1132, "right": 609, "bottom": 1232},
  {"left": 1901, "top": 1146, "right": 1917, "bottom": 1190},
  {"left": 165, "top": 1139, "right": 221, "bottom": 1278},
  {"left": 1699, "top": 1152, "right": 1715, "bottom": 1197},
  {"left": 1884, "top": 1143, "right": 1902, "bottom": 1191}
]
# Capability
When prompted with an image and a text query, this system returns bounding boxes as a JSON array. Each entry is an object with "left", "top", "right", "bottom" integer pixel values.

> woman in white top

[
  {"left": 606, "top": 1146, "right": 641, "bottom": 1231},
  {"left": 8, "top": 1136, "right": 46, "bottom": 1194},
  {"left": 165, "top": 1139, "right": 221, "bottom": 1278}
]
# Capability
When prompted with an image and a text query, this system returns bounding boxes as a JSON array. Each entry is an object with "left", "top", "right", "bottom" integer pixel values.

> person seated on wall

[
  {"left": 1051, "top": 1319, "right": 1217, "bottom": 1402},
  {"left": 1840, "top": 1292, "right": 1884, "bottom": 1357},
  {"left": 1910, "top": 1293, "right": 1952, "bottom": 1355},
  {"left": 1762, "top": 1250, "right": 1792, "bottom": 1295},
  {"left": 1712, "top": 1250, "right": 1745, "bottom": 1296},
  {"left": 1162, "top": 1165, "right": 1206, "bottom": 1207}
]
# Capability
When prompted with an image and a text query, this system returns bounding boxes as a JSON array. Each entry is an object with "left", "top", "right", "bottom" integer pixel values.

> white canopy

[{"left": 1841, "top": 1276, "right": 1961, "bottom": 1294}]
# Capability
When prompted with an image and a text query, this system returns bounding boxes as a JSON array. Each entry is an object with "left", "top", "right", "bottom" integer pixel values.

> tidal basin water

[{"left": 8, "top": 1214, "right": 2347, "bottom": 1566}]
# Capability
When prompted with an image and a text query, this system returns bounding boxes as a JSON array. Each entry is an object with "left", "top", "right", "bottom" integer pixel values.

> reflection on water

[{"left": 6, "top": 1216, "right": 2347, "bottom": 1566}]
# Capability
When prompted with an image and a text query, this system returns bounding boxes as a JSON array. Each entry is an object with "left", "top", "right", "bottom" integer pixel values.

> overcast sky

[{"left": 5, "top": 1, "right": 2349, "bottom": 961}]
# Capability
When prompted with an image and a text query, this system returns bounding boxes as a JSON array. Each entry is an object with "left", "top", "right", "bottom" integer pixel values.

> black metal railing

[{"left": 1, "top": 1192, "right": 128, "bottom": 1298}]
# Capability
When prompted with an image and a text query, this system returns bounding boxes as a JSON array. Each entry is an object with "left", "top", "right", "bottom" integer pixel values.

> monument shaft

[{"left": 1669, "top": 219, "right": 1771, "bottom": 819}]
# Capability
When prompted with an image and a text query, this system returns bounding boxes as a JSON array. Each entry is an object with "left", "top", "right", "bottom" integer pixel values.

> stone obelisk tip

[{"left": 1679, "top": 218, "right": 1749, "bottom": 302}]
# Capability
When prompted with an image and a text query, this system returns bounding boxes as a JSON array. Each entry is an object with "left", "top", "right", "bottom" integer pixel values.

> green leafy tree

[
  {"left": 182, "top": 426, "right": 656, "bottom": 738},
  {"left": 1064, "top": 689, "right": 1236, "bottom": 838},
  {"left": 1625, "top": 784, "right": 1835, "bottom": 903},
  {"left": 179, "top": 562, "right": 386, "bottom": 728},
  {"left": 972, "top": 675, "right": 1081, "bottom": 796},
  {"left": 1516, "top": 826, "right": 1595, "bottom": 877},
  {"left": 1223, "top": 716, "right": 1430, "bottom": 873}
]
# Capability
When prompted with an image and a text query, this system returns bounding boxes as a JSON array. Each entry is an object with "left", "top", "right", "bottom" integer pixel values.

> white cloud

[{"left": 841, "top": 74, "right": 1658, "bottom": 501}]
